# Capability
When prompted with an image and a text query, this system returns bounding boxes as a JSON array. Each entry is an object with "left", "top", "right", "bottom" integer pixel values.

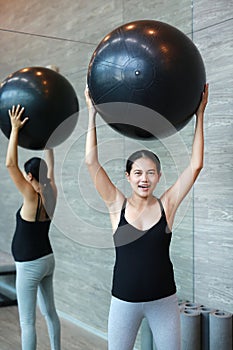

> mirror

[{"left": 0, "top": 0, "right": 194, "bottom": 342}]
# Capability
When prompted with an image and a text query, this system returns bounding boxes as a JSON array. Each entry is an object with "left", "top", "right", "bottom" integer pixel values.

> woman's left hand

[
  {"left": 8, "top": 104, "right": 29, "bottom": 130},
  {"left": 196, "top": 83, "right": 209, "bottom": 117}
]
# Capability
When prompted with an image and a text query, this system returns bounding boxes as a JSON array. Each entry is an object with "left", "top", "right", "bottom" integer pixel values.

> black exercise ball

[
  {"left": 87, "top": 20, "right": 206, "bottom": 139},
  {"left": 0, "top": 67, "right": 79, "bottom": 149}
]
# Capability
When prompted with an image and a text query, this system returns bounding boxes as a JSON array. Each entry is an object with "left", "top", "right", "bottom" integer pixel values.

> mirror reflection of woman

[
  {"left": 6, "top": 104, "right": 61, "bottom": 350},
  {"left": 85, "top": 84, "right": 208, "bottom": 350}
]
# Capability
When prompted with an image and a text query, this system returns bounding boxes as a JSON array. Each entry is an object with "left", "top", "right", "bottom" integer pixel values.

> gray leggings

[
  {"left": 15, "top": 254, "right": 61, "bottom": 350},
  {"left": 108, "top": 294, "right": 181, "bottom": 350}
]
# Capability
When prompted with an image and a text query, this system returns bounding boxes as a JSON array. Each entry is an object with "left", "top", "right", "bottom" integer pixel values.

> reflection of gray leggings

[
  {"left": 108, "top": 294, "right": 181, "bottom": 350},
  {"left": 15, "top": 254, "right": 61, "bottom": 350}
]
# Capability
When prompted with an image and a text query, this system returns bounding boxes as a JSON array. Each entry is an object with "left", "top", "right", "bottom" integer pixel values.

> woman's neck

[{"left": 128, "top": 193, "right": 156, "bottom": 209}]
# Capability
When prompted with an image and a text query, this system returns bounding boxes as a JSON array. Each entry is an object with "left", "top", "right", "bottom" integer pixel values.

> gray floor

[{"left": 0, "top": 305, "right": 107, "bottom": 350}]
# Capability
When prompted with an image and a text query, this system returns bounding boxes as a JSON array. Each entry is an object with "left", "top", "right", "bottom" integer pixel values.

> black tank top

[
  {"left": 11, "top": 195, "right": 53, "bottom": 262},
  {"left": 112, "top": 198, "right": 176, "bottom": 302}
]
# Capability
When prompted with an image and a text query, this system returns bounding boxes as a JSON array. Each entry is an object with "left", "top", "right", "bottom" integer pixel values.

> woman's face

[{"left": 125, "top": 157, "right": 161, "bottom": 197}]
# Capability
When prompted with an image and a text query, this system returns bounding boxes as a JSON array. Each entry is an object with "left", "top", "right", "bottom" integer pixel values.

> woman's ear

[
  {"left": 125, "top": 171, "right": 130, "bottom": 182},
  {"left": 27, "top": 172, "right": 33, "bottom": 181}
]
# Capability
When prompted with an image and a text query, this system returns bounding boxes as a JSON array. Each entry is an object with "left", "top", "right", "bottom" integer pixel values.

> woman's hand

[
  {"left": 6, "top": 105, "right": 31, "bottom": 193},
  {"left": 84, "top": 86, "right": 97, "bottom": 117},
  {"left": 196, "top": 83, "right": 209, "bottom": 117},
  {"left": 8, "top": 104, "right": 29, "bottom": 130}
]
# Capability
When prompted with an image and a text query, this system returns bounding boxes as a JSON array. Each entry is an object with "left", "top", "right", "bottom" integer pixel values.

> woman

[
  {"left": 6, "top": 104, "right": 61, "bottom": 350},
  {"left": 85, "top": 84, "right": 209, "bottom": 350}
]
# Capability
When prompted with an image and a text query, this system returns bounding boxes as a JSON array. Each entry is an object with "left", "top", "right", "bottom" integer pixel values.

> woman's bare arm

[
  {"left": 162, "top": 84, "right": 209, "bottom": 227},
  {"left": 6, "top": 105, "right": 33, "bottom": 198},
  {"left": 85, "top": 87, "right": 124, "bottom": 210}
]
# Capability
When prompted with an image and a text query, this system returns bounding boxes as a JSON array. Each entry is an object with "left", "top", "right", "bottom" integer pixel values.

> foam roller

[
  {"left": 198, "top": 306, "right": 216, "bottom": 350},
  {"left": 180, "top": 308, "right": 201, "bottom": 350},
  {"left": 209, "top": 311, "right": 232, "bottom": 350}
]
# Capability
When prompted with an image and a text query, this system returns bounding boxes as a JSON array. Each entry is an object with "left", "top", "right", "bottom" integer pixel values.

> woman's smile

[{"left": 138, "top": 183, "right": 150, "bottom": 190}]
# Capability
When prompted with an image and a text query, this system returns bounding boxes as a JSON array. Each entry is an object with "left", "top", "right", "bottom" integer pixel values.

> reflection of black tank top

[
  {"left": 11, "top": 195, "right": 53, "bottom": 262},
  {"left": 112, "top": 198, "right": 176, "bottom": 302}
]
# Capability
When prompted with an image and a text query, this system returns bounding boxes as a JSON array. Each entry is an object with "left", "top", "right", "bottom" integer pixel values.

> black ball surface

[
  {"left": 0, "top": 67, "right": 79, "bottom": 149},
  {"left": 87, "top": 20, "right": 206, "bottom": 139}
]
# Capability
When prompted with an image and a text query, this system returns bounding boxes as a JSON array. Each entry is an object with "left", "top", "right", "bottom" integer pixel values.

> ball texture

[
  {"left": 0, "top": 67, "right": 79, "bottom": 149},
  {"left": 87, "top": 20, "right": 206, "bottom": 139}
]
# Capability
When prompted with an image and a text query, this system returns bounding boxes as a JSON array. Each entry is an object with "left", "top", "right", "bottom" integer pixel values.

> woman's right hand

[
  {"left": 8, "top": 104, "right": 29, "bottom": 130},
  {"left": 84, "top": 86, "right": 97, "bottom": 117}
]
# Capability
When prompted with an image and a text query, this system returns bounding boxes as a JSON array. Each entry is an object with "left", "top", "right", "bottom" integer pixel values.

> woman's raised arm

[
  {"left": 85, "top": 87, "right": 124, "bottom": 209},
  {"left": 6, "top": 105, "right": 32, "bottom": 197},
  {"left": 45, "top": 148, "right": 57, "bottom": 198},
  {"left": 162, "top": 84, "right": 209, "bottom": 227}
]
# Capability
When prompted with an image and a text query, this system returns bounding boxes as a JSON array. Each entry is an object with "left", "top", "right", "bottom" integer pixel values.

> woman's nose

[{"left": 141, "top": 172, "right": 148, "bottom": 181}]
